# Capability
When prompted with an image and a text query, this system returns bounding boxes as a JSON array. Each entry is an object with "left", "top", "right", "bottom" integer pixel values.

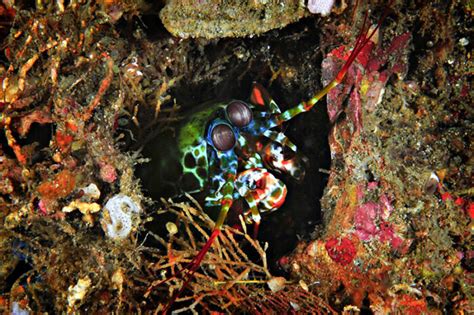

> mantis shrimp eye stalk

[
  {"left": 210, "top": 123, "right": 236, "bottom": 151},
  {"left": 226, "top": 101, "right": 253, "bottom": 127},
  {"left": 155, "top": 2, "right": 394, "bottom": 313}
]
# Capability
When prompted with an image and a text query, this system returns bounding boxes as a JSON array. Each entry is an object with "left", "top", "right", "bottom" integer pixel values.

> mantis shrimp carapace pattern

[{"left": 153, "top": 3, "right": 393, "bottom": 312}]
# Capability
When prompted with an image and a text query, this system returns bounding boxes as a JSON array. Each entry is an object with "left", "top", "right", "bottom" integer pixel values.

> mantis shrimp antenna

[
  {"left": 157, "top": 152, "right": 238, "bottom": 314},
  {"left": 268, "top": 0, "right": 394, "bottom": 128},
  {"left": 157, "top": 2, "right": 394, "bottom": 313}
]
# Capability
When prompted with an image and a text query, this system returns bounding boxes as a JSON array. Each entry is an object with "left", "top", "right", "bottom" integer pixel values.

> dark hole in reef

[
  {"left": 1, "top": 260, "right": 32, "bottom": 294},
  {"left": 136, "top": 17, "right": 331, "bottom": 272},
  {"left": 0, "top": 122, "right": 52, "bottom": 164},
  {"left": 360, "top": 294, "right": 374, "bottom": 315},
  {"left": 2, "top": 238, "right": 32, "bottom": 294},
  {"left": 18, "top": 123, "right": 53, "bottom": 162}
]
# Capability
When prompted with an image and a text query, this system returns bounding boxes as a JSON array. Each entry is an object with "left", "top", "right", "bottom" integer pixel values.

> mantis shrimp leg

[
  {"left": 262, "top": 129, "right": 298, "bottom": 153},
  {"left": 266, "top": 8, "right": 390, "bottom": 129},
  {"left": 235, "top": 168, "right": 288, "bottom": 238},
  {"left": 161, "top": 149, "right": 238, "bottom": 313}
]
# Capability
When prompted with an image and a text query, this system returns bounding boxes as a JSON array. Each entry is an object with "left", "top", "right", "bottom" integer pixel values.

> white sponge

[{"left": 102, "top": 194, "right": 140, "bottom": 240}]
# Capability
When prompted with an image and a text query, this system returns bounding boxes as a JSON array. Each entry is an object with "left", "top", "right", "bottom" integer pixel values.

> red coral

[
  {"left": 55, "top": 120, "right": 80, "bottom": 153},
  {"left": 441, "top": 192, "right": 452, "bottom": 201},
  {"left": 99, "top": 162, "right": 117, "bottom": 183},
  {"left": 37, "top": 170, "right": 76, "bottom": 200},
  {"left": 398, "top": 294, "right": 428, "bottom": 315},
  {"left": 325, "top": 236, "right": 357, "bottom": 266},
  {"left": 467, "top": 202, "right": 474, "bottom": 219},
  {"left": 55, "top": 130, "right": 74, "bottom": 153}
]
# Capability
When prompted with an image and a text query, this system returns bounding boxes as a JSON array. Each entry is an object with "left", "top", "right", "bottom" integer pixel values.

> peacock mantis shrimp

[{"left": 149, "top": 3, "right": 393, "bottom": 312}]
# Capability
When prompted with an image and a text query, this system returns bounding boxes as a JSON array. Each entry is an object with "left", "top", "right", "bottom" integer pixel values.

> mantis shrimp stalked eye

[
  {"left": 140, "top": 2, "right": 395, "bottom": 312},
  {"left": 209, "top": 122, "right": 236, "bottom": 151},
  {"left": 226, "top": 101, "right": 253, "bottom": 127}
]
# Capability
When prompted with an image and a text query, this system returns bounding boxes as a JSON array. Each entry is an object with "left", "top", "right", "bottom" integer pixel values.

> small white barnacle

[{"left": 101, "top": 194, "right": 141, "bottom": 240}]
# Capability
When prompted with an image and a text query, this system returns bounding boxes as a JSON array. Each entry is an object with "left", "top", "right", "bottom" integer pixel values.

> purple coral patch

[{"left": 354, "top": 200, "right": 403, "bottom": 249}]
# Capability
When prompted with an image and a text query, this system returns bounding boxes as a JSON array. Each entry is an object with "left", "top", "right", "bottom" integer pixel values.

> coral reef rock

[{"left": 160, "top": 0, "right": 308, "bottom": 39}]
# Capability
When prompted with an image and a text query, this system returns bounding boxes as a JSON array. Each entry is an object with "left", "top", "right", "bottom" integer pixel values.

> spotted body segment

[{"left": 177, "top": 102, "right": 226, "bottom": 192}]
